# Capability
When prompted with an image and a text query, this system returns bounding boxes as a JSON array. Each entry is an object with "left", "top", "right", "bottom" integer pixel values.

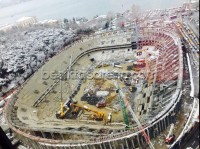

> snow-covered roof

[
  {"left": 38, "top": 19, "right": 58, "bottom": 24},
  {"left": 0, "top": 24, "right": 14, "bottom": 30},
  {"left": 16, "top": 17, "right": 35, "bottom": 23},
  {"left": 95, "top": 15, "right": 107, "bottom": 19}
]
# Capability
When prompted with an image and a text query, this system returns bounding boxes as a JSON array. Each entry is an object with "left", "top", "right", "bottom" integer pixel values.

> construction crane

[
  {"left": 113, "top": 80, "right": 155, "bottom": 149},
  {"left": 56, "top": 55, "right": 73, "bottom": 119},
  {"left": 56, "top": 83, "right": 74, "bottom": 118},
  {"left": 71, "top": 104, "right": 105, "bottom": 121},
  {"left": 127, "top": 105, "right": 155, "bottom": 149},
  {"left": 56, "top": 102, "right": 69, "bottom": 119},
  {"left": 56, "top": 102, "right": 105, "bottom": 121},
  {"left": 113, "top": 81, "right": 129, "bottom": 128},
  {"left": 56, "top": 74, "right": 66, "bottom": 119}
]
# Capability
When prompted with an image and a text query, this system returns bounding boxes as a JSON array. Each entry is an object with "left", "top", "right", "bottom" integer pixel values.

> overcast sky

[
  {"left": 0, "top": 0, "right": 190, "bottom": 26},
  {"left": 0, "top": 0, "right": 189, "bottom": 8}
]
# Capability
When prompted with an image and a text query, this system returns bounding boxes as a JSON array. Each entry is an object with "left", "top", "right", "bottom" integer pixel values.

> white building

[{"left": 16, "top": 16, "right": 37, "bottom": 27}]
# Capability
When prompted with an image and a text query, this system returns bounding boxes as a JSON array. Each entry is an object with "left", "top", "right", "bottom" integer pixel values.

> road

[
  {"left": 185, "top": 18, "right": 199, "bottom": 40},
  {"left": 176, "top": 22, "right": 199, "bottom": 98},
  {"left": 171, "top": 22, "right": 199, "bottom": 149},
  {"left": 189, "top": 52, "right": 199, "bottom": 98}
]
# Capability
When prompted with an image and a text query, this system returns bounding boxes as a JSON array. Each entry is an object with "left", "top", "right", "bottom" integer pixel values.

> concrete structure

[{"left": 4, "top": 25, "right": 183, "bottom": 148}]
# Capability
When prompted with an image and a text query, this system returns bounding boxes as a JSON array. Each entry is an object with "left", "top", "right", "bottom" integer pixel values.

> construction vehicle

[
  {"left": 56, "top": 57, "right": 74, "bottom": 119},
  {"left": 71, "top": 104, "right": 105, "bottom": 121},
  {"left": 130, "top": 86, "right": 136, "bottom": 93},
  {"left": 56, "top": 102, "right": 69, "bottom": 119},
  {"left": 83, "top": 106, "right": 105, "bottom": 121},
  {"left": 89, "top": 112, "right": 105, "bottom": 121},
  {"left": 57, "top": 102, "right": 105, "bottom": 121},
  {"left": 113, "top": 80, "right": 155, "bottom": 149},
  {"left": 72, "top": 106, "right": 80, "bottom": 115}
]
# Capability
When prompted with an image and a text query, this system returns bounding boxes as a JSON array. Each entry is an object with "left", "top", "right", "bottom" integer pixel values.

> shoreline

[{"left": 0, "top": 0, "right": 186, "bottom": 27}]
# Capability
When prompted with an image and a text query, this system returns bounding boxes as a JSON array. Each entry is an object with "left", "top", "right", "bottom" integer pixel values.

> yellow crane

[
  {"left": 71, "top": 104, "right": 105, "bottom": 121},
  {"left": 56, "top": 55, "right": 74, "bottom": 119},
  {"left": 56, "top": 102, "right": 69, "bottom": 119}
]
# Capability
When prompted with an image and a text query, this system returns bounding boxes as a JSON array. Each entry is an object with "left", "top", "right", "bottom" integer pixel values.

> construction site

[
  {"left": 3, "top": 20, "right": 185, "bottom": 149},
  {"left": 0, "top": 0, "right": 199, "bottom": 148},
  {"left": 55, "top": 44, "right": 159, "bottom": 125}
]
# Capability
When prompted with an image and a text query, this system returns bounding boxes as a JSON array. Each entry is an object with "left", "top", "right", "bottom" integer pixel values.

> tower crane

[
  {"left": 113, "top": 81, "right": 129, "bottom": 128},
  {"left": 113, "top": 80, "right": 155, "bottom": 149},
  {"left": 56, "top": 55, "right": 74, "bottom": 119}
]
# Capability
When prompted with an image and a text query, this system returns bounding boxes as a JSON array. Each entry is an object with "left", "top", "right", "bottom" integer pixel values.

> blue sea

[{"left": 0, "top": 0, "right": 186, "bottom": 26}]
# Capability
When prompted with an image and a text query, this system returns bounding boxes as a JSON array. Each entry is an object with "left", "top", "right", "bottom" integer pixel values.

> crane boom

[
  {"left": 127, "top": 105, "right": 155, "bottom": 149},
  {"left": 113, "top": 80, "right": 155, "bottom": 149},
  {"left": 118, "top": 89, "right": 130, "bottom": 127},
  {"left": 113, "top": 81, "right": 129, "bottom": 127},
  {"left": 72, "top": 104, "right": 105, "bottom": 121}
]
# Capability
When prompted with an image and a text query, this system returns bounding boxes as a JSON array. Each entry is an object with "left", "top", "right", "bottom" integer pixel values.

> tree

[
  {"left": 104, "top": 21, "right": 109, "bottom": 29},
  {"left": 64, "top": 18, "right": 69, "bottom": 24},
  {"left": 63, "top": 18, "right": 70, "bottom": 30},
  {"left": 76, "top": 28, "right": 94, "bottom": 35},
  {"left": 72, "top": 17, "right": 76, "bottom": 23}
]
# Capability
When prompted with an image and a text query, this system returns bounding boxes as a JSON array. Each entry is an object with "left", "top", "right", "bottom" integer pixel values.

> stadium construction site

[{"left": 4, "top": 24, "right": 184, "bottom": 149}]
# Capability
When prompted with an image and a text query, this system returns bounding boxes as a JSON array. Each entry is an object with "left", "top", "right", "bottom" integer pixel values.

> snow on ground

[{"left": 0, "top": 26, "right": 75, "bottom": 96}]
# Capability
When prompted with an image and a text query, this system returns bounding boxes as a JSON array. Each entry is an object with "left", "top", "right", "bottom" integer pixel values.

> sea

[{"left": 0, "top": 0, "right": 186, "bottom": 27}]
